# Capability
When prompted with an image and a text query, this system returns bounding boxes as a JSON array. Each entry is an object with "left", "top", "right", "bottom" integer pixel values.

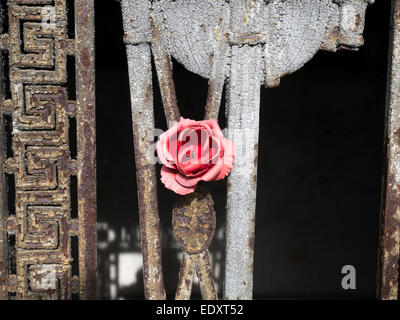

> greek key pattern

[{"left": 0, "top": 0, "right": 96, "bottom": 300}]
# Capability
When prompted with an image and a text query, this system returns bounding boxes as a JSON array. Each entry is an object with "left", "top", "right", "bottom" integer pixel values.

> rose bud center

[{"left": 176, "top": 127, "right": 221, "bottom": 176}]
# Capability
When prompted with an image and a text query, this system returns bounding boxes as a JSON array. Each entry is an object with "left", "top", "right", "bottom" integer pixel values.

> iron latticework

[{"left": 0, "top": 0, "right": 96, "bottom": 300}]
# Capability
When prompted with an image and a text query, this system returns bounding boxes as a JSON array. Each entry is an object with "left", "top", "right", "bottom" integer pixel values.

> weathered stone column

[
  {"left": 224, "top": 45, "right": 262, "bottom": 300},
  {"left": 224, "top": 0, "right": 264, "bottom": 300}
]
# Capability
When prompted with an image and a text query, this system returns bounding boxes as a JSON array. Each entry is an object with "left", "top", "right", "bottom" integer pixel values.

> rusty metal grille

[{"left": 0, "top": 0, "right": 96, "bottom": 299}]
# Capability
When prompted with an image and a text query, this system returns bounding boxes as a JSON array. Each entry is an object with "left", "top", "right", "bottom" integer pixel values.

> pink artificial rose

[{"left": 156, "top": 117, "right": 235, "bottom": 195}]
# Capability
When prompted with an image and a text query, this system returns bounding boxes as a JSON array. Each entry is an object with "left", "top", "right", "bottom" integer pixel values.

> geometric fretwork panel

[{"left": 0, "top": 0, "right": 96, "bottom": 300}]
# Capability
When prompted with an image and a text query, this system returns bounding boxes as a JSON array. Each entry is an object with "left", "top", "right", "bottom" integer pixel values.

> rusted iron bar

[
  {"left": 204, "top": 5, "right": 230, "bottom": 121},
  {"left": 150, "top": 4, "right": 180, "bottom": 125},
  {"left": 75, "top": 0, "right": 97, "bottom": 300},
  {"left": 175, "top": 250, "right": 218, "bottom": 300},
  {"left": 175, "top": 252, "right": 218, "bottom": 300},
  {"left": 0, "top": 8, "right": 7, "bottom": 301},
  {"left": 224, "top": 44, "right": 262, "bottom": 299},
  {"left": 378, "top": 0, "right": 400, "bottom": 300},
  {"left": 196, "top": 250, "right": 218, "bottom": 300},
  {"left": 121, "top": 0, "right": 166, "bottom": 300},
  {"left": 175, "top": 252, "right": 195, "bottom": 300}
]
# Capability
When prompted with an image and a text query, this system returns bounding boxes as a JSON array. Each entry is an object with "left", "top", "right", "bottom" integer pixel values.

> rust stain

[{"left": 132, "top": 120, "right": 166, "bottom": 299}]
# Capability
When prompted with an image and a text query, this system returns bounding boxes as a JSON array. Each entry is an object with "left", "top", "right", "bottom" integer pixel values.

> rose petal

[
  {"left": 175, "top": 171, "right": 202, "bottom": 188},
  {"left": 202, "top": 119, "right": 225, "bottom": 141},
  {"left": 163, "top": 129, "right": 179, "bottom": 162},
  {"left": 177, "top": 144, "right": 204, "bottom": 173},
  {"left": 156, "top": 137, "right": 176, "bottom": 169},
  {"left": 175, "top": 157, "right": 224, "bottom": 187},
  {"left": 179, "top": 119, "right": 214, "bottom": 135},
  {"left": 159, "top": 117, "right": 234, "bottom": 195},
  {"left": 176, "top": 136, "right": 218, "bottom": 173},
  {"left": 178, "top": 117, "right": 198, "bottom": 129},
  {"left": 215, "top": 138, "right": 235, "bottom": 180},
  {"left": 208, "top": 135, "right": 221, "bottom": 165},
  {"left": 160, "top": 166, "right": 195, "bottom": 195}
]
